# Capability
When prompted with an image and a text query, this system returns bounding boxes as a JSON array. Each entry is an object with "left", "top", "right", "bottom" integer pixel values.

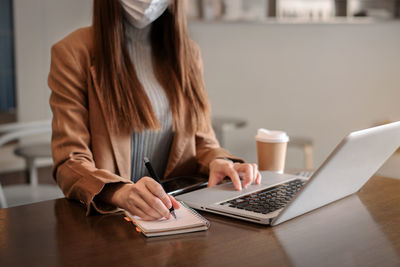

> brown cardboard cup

[
  {"left": 255, "top": 129, "right": 289, "bottom": 173},
  {"left": 256, "top": 141, "right": 287, "bottom": 173}
]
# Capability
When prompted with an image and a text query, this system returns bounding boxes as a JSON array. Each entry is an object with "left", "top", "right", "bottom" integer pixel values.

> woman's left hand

[{"left": 208, "top": 159, "right": 261, "bottom": 190}]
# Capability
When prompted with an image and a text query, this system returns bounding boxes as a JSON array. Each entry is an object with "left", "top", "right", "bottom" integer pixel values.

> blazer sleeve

[
  {"left": 48, "top": 41, "right": 131, "bottom": 215},
  {"left": 195, "top": 128, "right": 244, "bottom": 174},
  {"left": 191, "top": 42, "right": 244, "bottom": 173}
]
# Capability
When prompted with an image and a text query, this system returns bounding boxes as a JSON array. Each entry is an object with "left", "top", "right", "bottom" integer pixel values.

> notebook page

[{"left": 129, "top": 205, "right": 205, "bottom": 232}]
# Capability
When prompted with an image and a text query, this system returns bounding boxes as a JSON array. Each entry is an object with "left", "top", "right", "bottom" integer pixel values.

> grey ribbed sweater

[{"left": 125, "top": 22, "right": 173, "bottom": 182}]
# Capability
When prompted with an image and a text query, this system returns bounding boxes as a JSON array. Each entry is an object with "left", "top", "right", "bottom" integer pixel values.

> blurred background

[{"left": 1, "top": 0, "right": 399, "bottom": 207}]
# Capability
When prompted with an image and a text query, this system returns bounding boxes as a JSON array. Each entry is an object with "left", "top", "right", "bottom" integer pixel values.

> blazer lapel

[
  {"left": 163, "top": 130, "right": 188, "bottom": 178},
  {"left": 89, "top": 66, "right": 131, "bottom": 179}
]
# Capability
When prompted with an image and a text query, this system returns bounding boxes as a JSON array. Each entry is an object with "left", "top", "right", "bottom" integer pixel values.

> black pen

[{"left": 143, "top": 157, "right": 177, "bottom": 219}]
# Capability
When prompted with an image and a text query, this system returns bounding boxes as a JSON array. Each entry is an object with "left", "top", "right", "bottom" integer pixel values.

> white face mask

[{"left": 120, "top": 0, "right": 170, "bottom": 29}]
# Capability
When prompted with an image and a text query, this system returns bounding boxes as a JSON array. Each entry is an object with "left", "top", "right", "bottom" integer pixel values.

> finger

[
  {"left": 244, "top": 165, "right": 254, "bottom": 187},
  {"left": 147, "top": 181, "right": 172, "bottom": 209},
  {"left": 207, "top": 172, "right": 219, "bottom": 187},
  {"left": 168, "top": 195, "right": 181, "bottom": 210},
  {"left": 253, "top": 164, "right": 262, "bottom": 184},
  {"left": 125, "top": 202, "right": 158, "bottom": 221},
  {"left": 234, "top": 163, "right": 253, "bottom": 188},
  {"left": 130, "top": 206, "right": 157, "bottom": 221},
  {"left": 225, "top": 166, "right": 242, "bottom": 190},
  {"left": 256, "top": 171, "right": 262, "bottom": 184},
  {"left": 251, "top": 164, "right": 257, "bottom": 184},
  {"left": 128, "top": 192, "right": 163, "bottom": 219},
  {"left": 143, "top": 180, "right": 172, "bottom": 218}
]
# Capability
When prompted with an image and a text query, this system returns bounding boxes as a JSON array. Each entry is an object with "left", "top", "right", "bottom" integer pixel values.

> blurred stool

[
  {"left": 0, "top": 120, "right": 63, "bottom": 208},
  {"left": 14, "top": 143, "right": 53, "bottom": 188},
  {"left": 289, "top": 136, "right": 314, "bottom": 170},
  {"left": 212, "top": 116, "right": 247, "bottom": 147},
  {"left": 373, "top": 120, "right": 400, "bottom": 179}
]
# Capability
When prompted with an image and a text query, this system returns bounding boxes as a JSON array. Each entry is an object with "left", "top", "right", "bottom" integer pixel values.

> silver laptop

[{"left": 177, "top": 121, "right": 400, "bottom": 226}]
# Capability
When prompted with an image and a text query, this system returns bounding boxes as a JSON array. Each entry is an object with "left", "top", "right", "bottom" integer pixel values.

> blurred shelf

[
  {"left": 188, "top": 0, "right": 400, "bottom": 25},
  {"left": 189, "top": 17, "right": 400, "bottom": 25}
]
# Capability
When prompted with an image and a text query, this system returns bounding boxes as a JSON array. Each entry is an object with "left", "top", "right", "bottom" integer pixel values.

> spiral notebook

[{"left": 124, "top": 202, "right": 210, "bottom": 237}]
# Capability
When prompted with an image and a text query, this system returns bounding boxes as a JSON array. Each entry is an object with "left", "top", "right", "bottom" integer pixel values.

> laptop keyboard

[{"left": 219, "top": 179, "right": 306, "bottom": 214}]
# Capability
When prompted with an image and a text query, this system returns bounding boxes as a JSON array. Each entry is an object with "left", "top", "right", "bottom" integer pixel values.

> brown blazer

[{"left": 48, "top": 27, "right": 241, "bottom": 215}]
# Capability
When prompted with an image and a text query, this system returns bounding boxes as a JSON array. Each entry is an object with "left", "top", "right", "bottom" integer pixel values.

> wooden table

[{"left": 1, "top": 176, "right": 399, "bottom": 267}]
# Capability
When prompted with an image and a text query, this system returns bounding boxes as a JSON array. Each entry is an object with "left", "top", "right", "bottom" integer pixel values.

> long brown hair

[{"left": 92, "top": 0, "right": 210, "bottom": 133}]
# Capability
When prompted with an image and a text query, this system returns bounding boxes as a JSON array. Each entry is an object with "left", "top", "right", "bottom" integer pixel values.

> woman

[{"left": 48, "top": 0, "right": 261, "bottom": 220}]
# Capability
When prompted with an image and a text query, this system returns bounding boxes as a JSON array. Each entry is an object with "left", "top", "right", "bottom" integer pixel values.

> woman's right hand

[{"left": 110, "top": 177, "right": 180, "bottom": 220}]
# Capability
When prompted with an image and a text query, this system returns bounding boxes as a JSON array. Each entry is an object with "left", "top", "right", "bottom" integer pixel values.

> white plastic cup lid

[{"left": 255, "top": 128, "right": 289, "bottom": 143}]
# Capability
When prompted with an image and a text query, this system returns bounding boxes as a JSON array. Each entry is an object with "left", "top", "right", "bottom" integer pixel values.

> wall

[
  {"left": 12, "top": 0, "right": 400, "bottom": 169},
  {"left": 189, "top": 21, "right": 400, "bottom": 168},
  {"left": 13, "top": 0, "right": 92, "bottom": 122}
]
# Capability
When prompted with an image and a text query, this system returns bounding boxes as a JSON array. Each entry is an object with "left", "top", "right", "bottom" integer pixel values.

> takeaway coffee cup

[{"left": 255, "top": 129, "right": 289, "bottom": 173}]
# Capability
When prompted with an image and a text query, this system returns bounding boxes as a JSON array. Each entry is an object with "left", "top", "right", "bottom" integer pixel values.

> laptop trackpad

[{"left": 176, "top": 171, "right": 298, "bottom": 207}]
